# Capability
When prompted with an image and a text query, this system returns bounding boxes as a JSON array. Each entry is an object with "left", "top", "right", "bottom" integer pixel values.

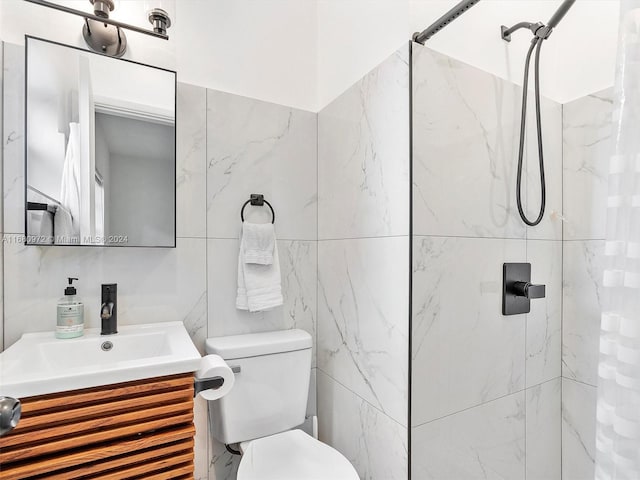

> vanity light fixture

[{"left": 24, "top": 0, "right": 172, "bottom": 57}]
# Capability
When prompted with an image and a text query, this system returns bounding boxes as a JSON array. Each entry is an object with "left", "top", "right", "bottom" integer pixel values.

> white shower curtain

[{"left": 595, "top": 2, "right": 640, "bottom": 479}]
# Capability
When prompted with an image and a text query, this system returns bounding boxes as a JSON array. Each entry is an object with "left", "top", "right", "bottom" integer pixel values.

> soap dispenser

[{"left": 56, "top": 277, "right": 85, "bottom": 339}]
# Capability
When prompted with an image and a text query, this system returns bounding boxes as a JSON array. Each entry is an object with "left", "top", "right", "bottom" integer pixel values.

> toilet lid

[{"left": 237, "top": 429, "right": 359, "bottom": 480}]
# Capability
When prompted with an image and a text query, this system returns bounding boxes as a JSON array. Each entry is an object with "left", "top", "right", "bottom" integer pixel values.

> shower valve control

[
  {"left": 512, "top": 281, "right": 545, "bottom": 299},
  {"left": 502, "top": 263, "right": 546, "bottom": 315}
]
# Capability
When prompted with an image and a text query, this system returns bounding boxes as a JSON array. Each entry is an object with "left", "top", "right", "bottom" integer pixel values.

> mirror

[{"left": 25, "top": 37, "right": 176, "bottom": 247}]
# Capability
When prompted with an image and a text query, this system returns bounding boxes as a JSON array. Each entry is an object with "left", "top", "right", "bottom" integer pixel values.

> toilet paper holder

[{"left": 194, "top": 365, "right": 240, "bottom": 398}]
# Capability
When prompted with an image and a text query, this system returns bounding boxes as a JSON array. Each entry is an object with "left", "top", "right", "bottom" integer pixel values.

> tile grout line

[
  {"left": 316, "top": 367, "right": 409, "bottom": 430},
  {"left": 412, "top": 376, "right": 564, "bottom": 430}
]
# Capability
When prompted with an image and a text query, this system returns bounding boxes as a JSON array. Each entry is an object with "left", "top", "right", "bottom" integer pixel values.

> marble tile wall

[
  {"left": 411, "top": 44, "right": 563, "bottom": 479},
  {"left": 561, "top": 87, "right": 614, "bottom": 480},
  {"left": 1, "top": 42, "right": 4, "bottom": 351},
  {"left": 1, "top": 43, "right": 318, "bottom": 480},
  {"left": 317, "top": 45, "right": 410, "bottom": 479}
]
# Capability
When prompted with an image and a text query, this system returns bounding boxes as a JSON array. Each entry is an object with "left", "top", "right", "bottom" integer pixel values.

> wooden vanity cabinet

[{"left": 0, "top": 373, "right": 195, "bottom": 479}]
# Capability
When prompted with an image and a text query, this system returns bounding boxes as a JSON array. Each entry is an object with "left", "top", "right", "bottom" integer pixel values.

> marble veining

[
  {"left": 3, "top": 237, "right": 207, "bottom": 347},
  {"left": 411, "top": 390, "right": 525, "bottom": 480},
  {"left": 411, "top": 235, "right": 526, "bottom": 425},
  {"left": 412, "top": 45, "right": 562, "bottom": 241},
  {"left": 317, "top": 370, "right": 408, "bottom": 480},
  {"left": 526, "top": 241, "right": 562, "bottom": 387},
  {"left": 318, "top": 46, "right": 409, "bottom": 240},
  {"left": 562, "top": 88, "right": 614, "bottom": 240},
  {"left": 525, "top": 378, "right": 561, "bottom": 480},
  {"left": 562, "top": 240, "right": 605, "bottom": 386},
  {"left": 206, "top": 89, "right": 317, "bottom": 240},
  {"left": 2, "top": 44, "right": 24, "bottom": 234},
  {"left": 176, "top": 83, "right": 207, "bottom": 239},
  {"left": 317, "top": 237, "right": 408, "bottom": 426},
  {"left": 562, "top": 378, "right": 597, "bottom": 480}
]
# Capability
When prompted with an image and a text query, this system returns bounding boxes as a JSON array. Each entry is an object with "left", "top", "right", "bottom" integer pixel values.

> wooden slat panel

[
  {"left": 0, "top": 374, "right": 194, "bottom": 480},
  {"left": 42, "top": 441, "right": 194, "bottom": 480},
  {"left": 0, "top": 411, "right": 193, "bottom": 463},
  {"left": 90, "top": 452, "right": 193, "bottom": 480},
  {"left": 2, "top": 401, "right": 192, "bottom": 448},
  {"left": 20, "top": 373, "right": 193, "bottom": 415},
  {"left": 9, "top": 388, "right": 191, "bottom": 433},
  {"left": 138, "top": 462, "right": 195, "bottom": 480},
  {"left": 17, "top": 391, "right": 191, "bottom": 433},
  {"left": 0, "top": 424, "right": 195, "bottom": 480}
]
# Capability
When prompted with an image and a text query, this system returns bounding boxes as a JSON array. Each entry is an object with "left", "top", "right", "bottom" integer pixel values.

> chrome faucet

[{"left": 100, "top": 283, "right": 118, "bottom": 335}]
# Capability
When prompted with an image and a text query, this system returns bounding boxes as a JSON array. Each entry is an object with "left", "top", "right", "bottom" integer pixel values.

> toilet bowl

[
  {"left": 237, "top": 429, "right": 359, "bottom": 480},
  {"left": 205, "top": 329, "right": 359, "bottom": 480}
]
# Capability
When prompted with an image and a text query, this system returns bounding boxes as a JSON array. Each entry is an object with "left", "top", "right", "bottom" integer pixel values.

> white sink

[{"left": 0, "top": 322, "right": 202, "bottom": 398}]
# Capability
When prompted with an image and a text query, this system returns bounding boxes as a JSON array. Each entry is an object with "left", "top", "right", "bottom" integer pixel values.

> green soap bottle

[{"left": 56, "top": 277, "right": 84, "bottom": 339}]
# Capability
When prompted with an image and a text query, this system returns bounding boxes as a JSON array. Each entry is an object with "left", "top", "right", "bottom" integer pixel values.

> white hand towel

[
  {"left": 241, "top": 222, "right": 275, "bottom": 265},
  {"left": 236, "top": 224, "right": 283, "bottom": 312},
  {"left": 54, "top": 207, "right": 79, "bottom": 245}
]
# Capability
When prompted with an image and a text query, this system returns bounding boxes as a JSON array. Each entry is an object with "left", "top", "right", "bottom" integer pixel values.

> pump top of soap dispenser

[{"left": 65, "top": 277, "right": 79, "bottom": 295}]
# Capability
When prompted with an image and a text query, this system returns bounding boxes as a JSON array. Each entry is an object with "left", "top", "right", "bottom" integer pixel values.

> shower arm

[
  {"left": 501, "top": 0, "right": 576, "bottom": 42},
  {"left": 501, "top": 22, "right": 550, "bottom": 42}
]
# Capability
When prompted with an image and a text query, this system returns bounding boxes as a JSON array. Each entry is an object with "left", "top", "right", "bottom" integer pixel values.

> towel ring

[{"left": 240, "top": 194, "right": 275, "bottom": 224}]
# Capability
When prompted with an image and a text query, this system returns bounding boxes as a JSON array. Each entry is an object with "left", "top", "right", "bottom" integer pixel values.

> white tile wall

[
  {"left": 2, "top": 43, "right": 24, "bottom": 235},
  {"left": 561, "top": 87, "right": 613, "bottom": 479},
  {"left": 526, "top": 378, "right": 562, "bottom": 480},
  {"left": 563, "top": 89, "right": 614, "bottom": 241},
  {"left": 562, "top": 240, "right": 605, "bottom": 387},
  {"left": 412, "top": 46, "right": 563, "bottom": 241},
  {"left": 1, "top": 42, "right": 4, "bottom": 352},
  {"left": 2, "top": 238, "right": 208, "bottom": 346},
  {"left": 317, "top": 370, "right": 408, "bottom": 480},
  {"left": 412, "top": 235, "right": 526, "bottom": 424},
  {"left": 411, "top": 43, "right": 563, "bottom": 480},
  {"left": 206, "top": 90, "right": 317, "bottom": 241},
  {"left": 318, "top": 47, "right": 409, "bottom": 240},
  {"left": 526, "top": 240, "right": 562, "bottom": 387},
  {"left": 412, "top": 391, "right": 526, "bottom": 480},
  {"left": 316, "top": 44, "right": 410, "bottom": 480},
  {"left": 318, "top": 237, "right": 408, "bottom": 426},
  {"left": 177, "top": 83, "right": 207, "bottom": 239},
  {"left": 562, "top": 378, "right": 597, "bottom": 480}
]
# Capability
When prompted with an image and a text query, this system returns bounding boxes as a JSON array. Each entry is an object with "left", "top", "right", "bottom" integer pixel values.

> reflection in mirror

[{"left": 26, "top": 37, "right": 176, "bottom": 247}]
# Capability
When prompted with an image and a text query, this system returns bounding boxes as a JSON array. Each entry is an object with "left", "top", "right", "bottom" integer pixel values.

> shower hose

[{"left": 516, "top": 36, "right": 546, "bottom": 227}]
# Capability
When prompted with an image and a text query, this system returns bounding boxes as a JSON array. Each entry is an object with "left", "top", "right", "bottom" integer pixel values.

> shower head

[
  {"left": 501, "top": 0, "right": 576, "bottom": 42},
  {"left": 413, "top": 0, "right": 481, "bottom": 45},
  {"left": 547, "top": 0, "right": 576, "bottom": 29}
]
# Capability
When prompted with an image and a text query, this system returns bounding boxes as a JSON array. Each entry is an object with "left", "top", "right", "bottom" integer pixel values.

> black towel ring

[{"left": 240, "top": 194, "right": 275, "bottom": 224}]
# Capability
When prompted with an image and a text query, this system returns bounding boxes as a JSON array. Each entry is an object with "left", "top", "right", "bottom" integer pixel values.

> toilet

[{"left": 205, "top": 329, "right": 359, "bottom": 480}]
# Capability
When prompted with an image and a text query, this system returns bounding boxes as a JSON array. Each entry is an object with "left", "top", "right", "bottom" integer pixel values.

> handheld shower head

[
  {"left": 501, "top": 0, "right": 576, "bottom": 227},
  {"left": 547, "top": 0, "right": 576, "bottom": 29}
]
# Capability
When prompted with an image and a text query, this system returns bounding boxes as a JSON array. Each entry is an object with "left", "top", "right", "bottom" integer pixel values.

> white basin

[{"left": 0, "top": 321, "right": 202, "bottom": 398}]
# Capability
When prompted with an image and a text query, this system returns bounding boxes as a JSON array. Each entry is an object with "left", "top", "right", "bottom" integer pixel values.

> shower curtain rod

[{"left": 413, "top": 0, "right": 481, "bottom": 44}]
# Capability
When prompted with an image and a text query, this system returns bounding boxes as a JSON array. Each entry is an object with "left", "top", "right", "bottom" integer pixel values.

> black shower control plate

[{"left": 503, "top": 263, "right": 531, "bottom": 315}]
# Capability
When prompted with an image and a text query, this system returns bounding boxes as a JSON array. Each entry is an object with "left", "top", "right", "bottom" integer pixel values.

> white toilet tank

[{"left": 205, "top": 329, "right": 312, "bottom": 444}]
